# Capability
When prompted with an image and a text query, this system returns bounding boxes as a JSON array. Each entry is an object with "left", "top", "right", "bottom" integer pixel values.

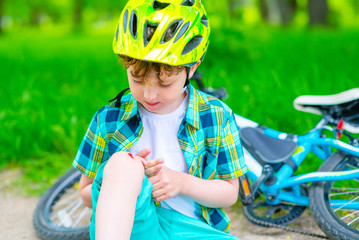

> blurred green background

[{"left": 0, "top": 0, "right": 358, "bottom": 194}]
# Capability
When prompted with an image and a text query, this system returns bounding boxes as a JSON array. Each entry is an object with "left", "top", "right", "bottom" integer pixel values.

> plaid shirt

[{"left": 73, "top": 83, "right": 247, "bottom": 232}]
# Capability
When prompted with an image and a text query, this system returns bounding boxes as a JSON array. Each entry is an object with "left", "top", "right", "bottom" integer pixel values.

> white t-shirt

[{"left": 128, "top": 93, "right": 200, "bottom": 219}]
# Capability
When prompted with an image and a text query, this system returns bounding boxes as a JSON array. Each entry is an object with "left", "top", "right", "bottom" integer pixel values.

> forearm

[
  {"left": 79, "top": 173, "right": 94, "bottom": 208},
  {"left": 80, "top": 183, "right": 93, "bottom": 208},
  {"left": 181, "top": 173, "right": 239, "bottom": 208}
]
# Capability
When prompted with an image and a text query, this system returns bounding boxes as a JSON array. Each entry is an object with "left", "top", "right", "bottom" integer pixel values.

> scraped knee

[{"left": 103, "top": 151, "right": 144, "bottom": 184}]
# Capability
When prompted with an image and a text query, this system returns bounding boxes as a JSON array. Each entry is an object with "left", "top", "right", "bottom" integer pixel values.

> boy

[{"left": 73, "top": 0, "right": 247, "bottom": 239}]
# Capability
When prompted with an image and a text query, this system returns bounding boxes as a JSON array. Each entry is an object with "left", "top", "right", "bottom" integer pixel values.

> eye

[
  {"left": 132, "top": 78, "right": 142, "bottom": 85},
  {"left": 160, "top": 83, "right": 172, "bottom": 88}
]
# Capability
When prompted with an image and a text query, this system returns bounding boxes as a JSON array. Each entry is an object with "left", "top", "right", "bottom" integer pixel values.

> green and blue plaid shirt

[{"left": 73, "top": 83, "right": 247, "bottom": 232}]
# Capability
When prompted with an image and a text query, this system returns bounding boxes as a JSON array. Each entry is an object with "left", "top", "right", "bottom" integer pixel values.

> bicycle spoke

[
  {"left": 50, "top": 199, "right": 88, "bottom": 227},
  {"left": 330, "top": 190, "right": 359, "bottom": 196},
  {"left": 72, "top": 207, "right": 91, "bottom": 227},
  {"left": 340, "top": 210, "right": 359, "bottom": 221},
  {"left": 67, "top": 199, "right": 83, "bottom": 216},
  {"left": 49, "top": 184, "right": 91, "bottom": 228},
  {"left": 59, "top": 197, "right": 81, "bottom": 213},
  {"left": 348, "top": 215, "right": 359, "bottom": 226},
  {"left": 55, "top": 189, "right": 80, "bottom": 206},
  {"left": 331, "top": 187, "right": 359, "bottom": 192},
  {"left": 333, "top": 195, "right": 359, "bottom": 212}
]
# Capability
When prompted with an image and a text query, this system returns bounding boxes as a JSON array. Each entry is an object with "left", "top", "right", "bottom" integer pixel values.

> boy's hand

[
  {"left": 144, "top": 158, "right": 164, "bottom": 177},
  {"left": 143, "top": 157, "right": 185, "bottom": 201},
  {"left": 149, "top": 166, "right": 184, "bottom": 201},
  {"left": 136, "top": 148, "right": 151, "bottom": 166}
]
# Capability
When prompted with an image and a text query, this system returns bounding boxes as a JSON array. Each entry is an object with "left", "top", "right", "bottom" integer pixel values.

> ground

[{"left": 0, "top": 169, "right": 326, "bottom": 240}]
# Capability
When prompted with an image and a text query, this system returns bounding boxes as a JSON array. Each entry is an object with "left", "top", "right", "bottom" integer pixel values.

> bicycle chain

[{"left": 243, "top": 207, "right": 329, "bottom": 239}]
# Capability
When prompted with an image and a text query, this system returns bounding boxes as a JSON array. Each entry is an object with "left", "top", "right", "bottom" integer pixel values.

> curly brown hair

[{"left": 118, "top": 55, "right": 185, "bottom": 81}]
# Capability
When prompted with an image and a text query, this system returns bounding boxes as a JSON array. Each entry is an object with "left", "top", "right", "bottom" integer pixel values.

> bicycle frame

[{"left": 235, "top": 114, "right": 359, "bottom": 210}]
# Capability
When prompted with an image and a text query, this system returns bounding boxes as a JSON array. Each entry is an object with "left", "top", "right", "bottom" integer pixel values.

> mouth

[{"left": 145, "top": 101, "right": 160, "bottom": 107}]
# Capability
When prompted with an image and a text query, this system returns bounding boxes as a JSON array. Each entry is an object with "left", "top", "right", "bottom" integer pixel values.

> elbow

[
  {"left": 80, "top": 187, "right": 92, "bottom": 208},
  {"left": 79, "top": 189, "right": 86, "bottom": 205},
  {"left": 218, "top": 186, "right": 239, "bottom": 208},
  {"left": 223, "top": 178, "right": 239, "bottom": 207},
  {"left": 224, "top": 192, "right": 238, "bottom": 208},
  {"left": 231, "top": 193, "right": 239, "bottom": 206},
  {"left": 78, "top": 174, "right": 94, "bottom": 208}
]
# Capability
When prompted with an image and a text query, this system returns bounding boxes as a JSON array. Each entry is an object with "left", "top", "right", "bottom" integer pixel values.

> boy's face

[{"left": 127, "top": 66, "right": 188, "bottom": 114}]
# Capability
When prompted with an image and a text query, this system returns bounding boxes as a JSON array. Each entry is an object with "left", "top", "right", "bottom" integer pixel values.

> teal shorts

[{"left": 90, "top": 162, "right": 240, "bottom": 240}]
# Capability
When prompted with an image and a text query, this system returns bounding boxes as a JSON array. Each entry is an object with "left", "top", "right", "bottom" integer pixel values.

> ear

[{"left": 188, "top": 61, "right": 201, "bottom": 79}]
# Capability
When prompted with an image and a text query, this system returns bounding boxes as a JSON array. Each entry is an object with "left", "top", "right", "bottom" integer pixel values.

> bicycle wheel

[
  {"left": 33, "top": 168, "right": 90, "bottom": 240},
  {"left": 310, "top": 151, "right": 359, "bottom": 240}
]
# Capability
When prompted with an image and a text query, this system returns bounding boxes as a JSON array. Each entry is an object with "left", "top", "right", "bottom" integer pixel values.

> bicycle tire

[
  {"left": 33, "top": 168, "right": 90, "bottom": 240},
  {"left": 310, "top": 151, "right": 359, "bottom": 240}
]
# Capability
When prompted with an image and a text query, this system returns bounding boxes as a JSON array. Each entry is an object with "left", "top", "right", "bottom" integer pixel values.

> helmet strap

[
  {"left": 181, "top": 86, "right": 188, "bottom": 94},
  {"left": 109, "top": 87, "right": 130, "bottom": 108},
  {"left": 184, "top": 66, "right": 191, "bottom": 87}
]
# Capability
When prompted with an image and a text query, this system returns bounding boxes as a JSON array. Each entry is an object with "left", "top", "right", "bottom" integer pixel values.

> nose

[{"left": 143, "top": 86, "right": 157, "bottom": 101}]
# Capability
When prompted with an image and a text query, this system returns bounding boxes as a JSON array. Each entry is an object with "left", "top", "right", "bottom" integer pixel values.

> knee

[{"left": 103, "top": 151, "right": 144, "bottom": 180}]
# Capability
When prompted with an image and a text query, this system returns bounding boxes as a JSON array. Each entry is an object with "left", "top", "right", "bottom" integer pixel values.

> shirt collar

[
  {"left": 119, "top": 83, "right": 201, "bottom": 129},
  {"left": 120, "top": 94, "right": 139, "bottom": 121}
]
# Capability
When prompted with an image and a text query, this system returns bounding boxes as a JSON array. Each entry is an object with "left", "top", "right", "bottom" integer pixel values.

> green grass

[{"left": 1, "top": 26, "right": 358, "bottom": 194}]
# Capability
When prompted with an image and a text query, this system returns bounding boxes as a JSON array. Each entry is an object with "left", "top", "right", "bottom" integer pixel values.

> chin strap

[
  {"left": 109, "top": 87, "right": 130, "bottom": 108},
  {"left": 185, "top": 66, "right": 191, "bottom": 87}
]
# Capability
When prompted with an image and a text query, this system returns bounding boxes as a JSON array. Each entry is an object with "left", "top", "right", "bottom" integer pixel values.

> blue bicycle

[
  {"left": 33, "top": 74, "right": 359, "bottom": 240},
  {"left": 234, "top": 87, "right": 359, "bottom": 239}
]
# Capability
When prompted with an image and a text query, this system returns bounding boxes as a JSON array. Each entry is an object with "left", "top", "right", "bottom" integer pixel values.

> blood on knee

[{"left": 103, "top": 151, "right": 144, "bottom": 178}]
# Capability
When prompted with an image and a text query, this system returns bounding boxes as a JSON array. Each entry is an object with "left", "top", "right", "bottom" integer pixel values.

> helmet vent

[
  {"left": 152, "top": 0, "right": 170, "bottom": 11},
  {"left": 129, "top": 10, "right": 138, "bottom": 39},
  {"left": 115, "top": 24, "right": 119, "bottom": 41},
  {"left": 182, "top": 35, "right": 203, "bottom": 55},
  {"left": 144, "top": 21, "right": 159, "bottom": 47},
  {"left": 174, "top": 21, "right": 190, "bottom": 43},
  {"left": 123, "top": 9, "right": 129, "bottom": 33},
  {"left": 181, "top": 0, "right": 195, "bottom": 7},
  {"left": 201, "top": 14, "right": 208, "bottom": 27},
  {"left": 161, "top": 20, "right": 183, "bottom": 44}
]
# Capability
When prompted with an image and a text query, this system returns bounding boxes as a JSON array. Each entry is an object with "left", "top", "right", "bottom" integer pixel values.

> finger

[
  {"left": 130, "top": 154, "right": 147, "bottom": 167},
  {"left": 145, "top": 164, "right": 163, "bottom": 177},
  {"left": 145, "top": 158, "right": 164, "bottom": 169},
  {"left": 147, "top": 172, "right": 162, "bottom": 185},
  {"left": 151, "top": 187, "right": 167, "bottom": 199},
  {"left": 136, "top": 148, "right": 151, "bottom": 159},
  {"left": 152, "top": 191, "right": 171, "bottom": 202},
  {"left": 150, "top": 175, "right": 164, "bottom": 188},
  {"left": 154, "top": 195, "right": 169, "bottom": 202},
  {"left": 138, "top": 157, "right": 147, "bottom": 167},
  {"left": 127, "top": 153, "right": 146, "bottom": 167}
]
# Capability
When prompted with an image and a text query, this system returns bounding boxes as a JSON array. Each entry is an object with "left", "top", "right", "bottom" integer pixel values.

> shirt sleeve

[
  {"left": 72, "top": 111, "right": 108, "bottom": 178},
  {"left": 216, "top": 111, "right": 247, "bottom": 179}
]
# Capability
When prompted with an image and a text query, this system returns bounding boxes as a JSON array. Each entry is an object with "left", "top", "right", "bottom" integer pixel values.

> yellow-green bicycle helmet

[{"left": 113, "top": 0, "right": 210, "bottom": 67}]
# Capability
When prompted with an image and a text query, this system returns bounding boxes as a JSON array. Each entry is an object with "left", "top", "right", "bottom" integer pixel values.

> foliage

[
  {"left": 0, "top": 31, "right": 124, "bottom": 163},
  {"left": 1, "top": 0, "right": 359, "bottom": 32},
  {"left": 1, "top": 26, "right": 359, "bottom": 191}
]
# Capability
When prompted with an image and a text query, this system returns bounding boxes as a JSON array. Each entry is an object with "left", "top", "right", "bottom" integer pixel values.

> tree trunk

[
  {"left": 308, "top": 0, "right": 329, "bottom": 26},
  {"left": 278, "top": 0, "right": 296, "bottom": 25},
  {"left": 30, "top": 7, "right": 41, "bottom": 26},
  {"left": 73, "top": 0, "right": 85, "bottom": 30},
  {"left": 0, "top": 0, "right": 3, "bottom": 34},
  {"left": 259, "top": 0, "right": 296, "bottom": 25},
  {"left": 228, "top": 0, "right": 237, "bottom": 21}
]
